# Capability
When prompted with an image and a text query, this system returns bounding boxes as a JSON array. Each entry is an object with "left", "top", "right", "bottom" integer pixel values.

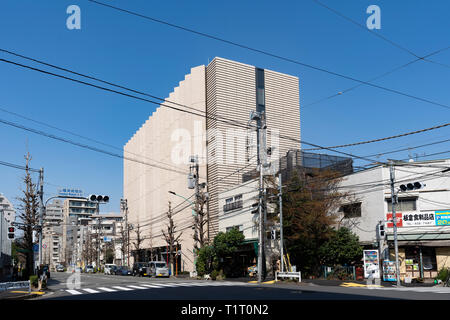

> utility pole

[
  {"left": 389, "top": 161, "right": 401, "bottom": 287},
  {"left": 38, "top": 168, "right": 44, "bottom": 267},
  {"left": 278, "top": 172, "right": 284, "bottom": 273},
  {"left": 250, "top": 110, "right": 268, "bottom": 283},
  {"left": 189, "top": 155, "right": 199, "bottom": 274}
]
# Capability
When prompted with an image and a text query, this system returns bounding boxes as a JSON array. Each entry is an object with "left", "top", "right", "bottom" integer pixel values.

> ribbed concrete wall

[
  {"left": 124, "top": 66, "right": 206, "bottom": 272},
  {"left": 124, "top": 58, "right": 301, "bottom": 272},
  {"left": 206, "top": 57, "right": 300, "bottom": 239}
]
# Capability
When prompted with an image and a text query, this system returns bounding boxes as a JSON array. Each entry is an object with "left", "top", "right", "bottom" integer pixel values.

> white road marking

[
  {"left": 82, "top": 288, "right": 100, "bottom": 294},
  {"left": 66, "top": 289, "right": 83, "bottom": 295},
  {"left": 139, "top": 284, "right": 165, "bottom": 288},
  {"left": 126, "top": 285, "right": 148, "bottom": 290},
  {"left": 98, "top": 287, "right": 117, "bottom": 292},
  {"left": 112, "top": 286, "right": 133, "bottom": 291}
]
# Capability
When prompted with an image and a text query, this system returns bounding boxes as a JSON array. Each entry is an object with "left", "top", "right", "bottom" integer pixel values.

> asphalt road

[{"left": 37, "top": 272, "right": 450, "bottom": 301}]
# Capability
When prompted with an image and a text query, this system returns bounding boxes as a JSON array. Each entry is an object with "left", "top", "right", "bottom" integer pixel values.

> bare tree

[
  {"left": 193, "top": 189, "right": 208, "bottom": 251},
  {"left": 132, "top": 223, "right": 144, "bottom": 262},
  {"left": 16, "top": 153, "right": 40, "bottom": 277},
  {"left": 161, "top": 201, "right": 182, "bottom": 276}
]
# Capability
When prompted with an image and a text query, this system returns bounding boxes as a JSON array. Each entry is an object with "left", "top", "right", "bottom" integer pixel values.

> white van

[
  {"left": 148, "top": 261, "right": 170, "bottom": 277},
  {"left": 104, "top": 264, "right": 117, "bottom": 275}
]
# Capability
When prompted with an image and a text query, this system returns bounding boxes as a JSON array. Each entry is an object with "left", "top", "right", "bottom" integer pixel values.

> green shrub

[
  {"left": 29, "top": 275, "right": 38, "bottom": 287},
  {"left": 210, "top": 270, "right": 219, "bottom": 280},
  {"left": 436, "top": 267, "right": 449, "bottom": 281}
]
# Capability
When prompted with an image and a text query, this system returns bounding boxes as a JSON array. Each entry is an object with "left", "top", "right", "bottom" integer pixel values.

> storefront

[
  {"left": 386, "top": 209, "right": 450, "bottom": 280},
  {"left": 387, "top": 238, "right": 450, "bottom": 280}
]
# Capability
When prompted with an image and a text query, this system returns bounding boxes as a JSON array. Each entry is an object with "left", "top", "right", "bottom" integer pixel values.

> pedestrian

[{"left": 12, "top": 266, "right": 18, "bottom": 281}]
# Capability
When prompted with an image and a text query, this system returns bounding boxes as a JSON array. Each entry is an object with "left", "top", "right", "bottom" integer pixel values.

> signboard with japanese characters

[
  {"left": 58, "top": 188, "right": 84, "bottom": 198},
  {"left": 402, "top": 212, "right": 435, "bottom": 227},
  {"left": 386, "top": 211, "right": 450, "bottom": 227}
]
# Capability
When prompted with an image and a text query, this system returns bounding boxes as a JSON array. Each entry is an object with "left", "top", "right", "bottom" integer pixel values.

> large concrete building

[{"left": 123, "top": 57, "right": 300, "bottom": 272}]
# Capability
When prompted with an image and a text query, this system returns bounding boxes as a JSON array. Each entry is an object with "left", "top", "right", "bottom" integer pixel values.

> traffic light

[
  {"left": 271, "top": 229, "right": 277, "bottom": 240},
  {"left": 251, "top": 202, "right": 259, "bottom": 214},
  {"left": 399, "top": 182, "right": 425, "bottom": 192},
  {"left": 8, "top": 226, "right": 14, "bottom": 239},
  {"left": 378, "top": 224, "right": 385, "bottom": 239},
  {"left": 88, "top": 194, "right": 109, "bottom": 202}
]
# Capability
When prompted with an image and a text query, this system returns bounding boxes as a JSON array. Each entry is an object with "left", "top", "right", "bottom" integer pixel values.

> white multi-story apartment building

[
  {"left": 0, "top": 193, "right": 15, "bottom": 225},
  {"left": 335, "top": 159, "right": 450, "bottom": 281},
  {"left": 42, "top": 199, "right": 64, "bottom": 269},
  {"left": 124, "top": 57, "right": 300, "bottom": 272},
  {"left": 61, "top": 197, "right": 98, "bottom": 266},
  {"left": 88, "top": 213, "right": 124, "bottom": 267}
]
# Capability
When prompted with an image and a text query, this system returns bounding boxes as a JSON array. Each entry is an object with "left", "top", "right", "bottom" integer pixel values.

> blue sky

[{"left": 1, "top": 0, "right": 449, "bottom": 213}]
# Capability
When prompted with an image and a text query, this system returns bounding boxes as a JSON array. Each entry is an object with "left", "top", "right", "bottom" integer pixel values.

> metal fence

[
  {"left": 0, "top": 280, "right": 31, "bottom": 293},
  {"left": 321, "top": 266, "right": 356, "bottom": 281}
]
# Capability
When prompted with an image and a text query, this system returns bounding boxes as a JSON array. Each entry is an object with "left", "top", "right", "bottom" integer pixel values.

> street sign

[
  {"left": 58, "top": 188, "right": 84, "bottom": 198},
  {"left": 103, "top": 237, "right": 111, "bottom": 242}
]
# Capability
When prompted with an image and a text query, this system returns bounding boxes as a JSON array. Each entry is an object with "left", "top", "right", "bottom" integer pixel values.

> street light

[{"left": 168, "top": 191, "right": 196, "bottom": 216}]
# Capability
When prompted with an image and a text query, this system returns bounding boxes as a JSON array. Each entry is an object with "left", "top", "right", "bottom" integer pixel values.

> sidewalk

[{"left": 0, "top": 290, "right": 45, "bottom": 300}]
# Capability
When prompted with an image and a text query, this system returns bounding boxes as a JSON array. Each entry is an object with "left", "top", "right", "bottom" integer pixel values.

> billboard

[
  {"left": 435, "top": 211, "right": 450, "bottom": 226},
  {"left": 387, "top": 211, "right": 450, "bottom": 227}
]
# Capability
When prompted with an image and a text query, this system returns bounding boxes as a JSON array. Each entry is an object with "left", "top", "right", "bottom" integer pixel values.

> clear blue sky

[{"left": 1, "top": 0, "right": 449, "bottom": 213}]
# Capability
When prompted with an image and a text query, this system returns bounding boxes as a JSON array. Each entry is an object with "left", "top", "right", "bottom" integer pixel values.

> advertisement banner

[
  {"left": 386, "top": 213, "right": 403, "bottom": 228},
  {"left": 363, "top": 250, "right": 380, "bottom": 279},
  {"left": 435, "top": 211, "right": 450, "bottom": 226}
]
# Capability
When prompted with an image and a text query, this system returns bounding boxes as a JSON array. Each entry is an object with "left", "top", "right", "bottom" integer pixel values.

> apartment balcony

[{"left": 223, "top": 200, "right": 243, "bottom": 213}]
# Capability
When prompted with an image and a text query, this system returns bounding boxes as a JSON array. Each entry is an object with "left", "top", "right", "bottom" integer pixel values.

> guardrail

[
  {"left": 0, "top": 280, "right": 31, "bottom": 293},
  {"left": 275, "top": 271, "right": 301, "bottom": 282}
]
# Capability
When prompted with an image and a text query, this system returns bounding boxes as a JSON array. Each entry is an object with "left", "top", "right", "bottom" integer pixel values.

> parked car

[
  {"left": 148, "top": 261, "right": 170, "bottom": 278},
  {"left": 132, "top": 262, "right": 149, "bottom": 277},
  {"left": 115, "top": 266, "right": 132, "bottom": 276},
  {"left": 56, "top": 265, "right": 65, "bottom": 272},
  {"left": 74, "top": 267, "right": 83, "bottom": 273},
  {"left": 85, "top": 265, "right": 94, "bottom": 273},
  {"left": 104, "top": 264, "right": 117, "bottom": 275}
]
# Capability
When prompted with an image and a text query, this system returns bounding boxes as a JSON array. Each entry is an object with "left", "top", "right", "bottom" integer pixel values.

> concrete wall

[
  {"left": 124, "top": 65, "right": 207, "bottom": 272},
  {"left": 206, "top": 57, "right": 300, "bottom": 240}
]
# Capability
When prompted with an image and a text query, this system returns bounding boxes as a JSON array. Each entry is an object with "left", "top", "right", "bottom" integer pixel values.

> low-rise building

[{"left": 336, "top": 159, "right": 450, "bottom": 281}]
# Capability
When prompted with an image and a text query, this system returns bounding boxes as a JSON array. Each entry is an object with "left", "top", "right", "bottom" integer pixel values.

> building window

[
  {"left": 387, "top": 197, "right": 417, "bottom": 212},
  {"left": 226, "top": 225, "right": 243, "bottom": 234},
  {"left": 340, "top": 202, "right": 362, "bottom": 218},
  {"left": 223, "top": 195, "right": 244, "bottom": 213}
]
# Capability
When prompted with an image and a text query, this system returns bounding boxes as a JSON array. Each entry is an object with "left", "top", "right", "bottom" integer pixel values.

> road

[{"left": 37, "top": 271, "right": 450, "bottom": 300}]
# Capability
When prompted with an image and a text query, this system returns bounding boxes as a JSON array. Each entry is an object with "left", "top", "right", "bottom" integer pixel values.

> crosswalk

[
  {"left": 65, "top": 281, "right": 252, "bottom": 296},
  {"left": 373, "top": 286, "right": 450, "bottom": 295}
]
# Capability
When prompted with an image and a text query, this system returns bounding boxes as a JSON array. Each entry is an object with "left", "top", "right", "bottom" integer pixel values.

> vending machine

[
  {"left": 382, "top": 260, "right": 397, "bottom": 282},
  {"left": 363, "top": 250, "right": 380, "bottom": 279}
]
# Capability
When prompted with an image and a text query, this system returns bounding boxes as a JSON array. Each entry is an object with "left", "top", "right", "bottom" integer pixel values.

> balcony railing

[{"left": 223, "top": 200, "right": 243, "bottom": 213}]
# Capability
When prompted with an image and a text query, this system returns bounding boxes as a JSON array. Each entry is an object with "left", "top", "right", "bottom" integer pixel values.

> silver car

[{"left": 148, "top": 261, "right": 170, "bottom": 277}]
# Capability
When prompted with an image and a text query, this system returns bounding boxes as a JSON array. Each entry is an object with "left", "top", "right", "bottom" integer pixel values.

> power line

[
  {"left": 303, "top": 45, "right": 450, "bottom": 109},
  {"left": 0, "top": 105, "right": 186, "bottom": 174},
  {"left": 304, "top": 122, "right": 450, "bottom": 151},
  {"left": 362, "top": 137, "right": 450, "bottom": 159},
  {"left": 0, "top": 57, "right": 386, "bottom": 165},
  {"left": 0, "top": 159, "right": 40, "bottom": 173},
  {"left": 86, "top": 0, "right": 450, "bottom": 111},
  {"left": 0, "top": 116, "right": 187, "bottom": 175}
]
